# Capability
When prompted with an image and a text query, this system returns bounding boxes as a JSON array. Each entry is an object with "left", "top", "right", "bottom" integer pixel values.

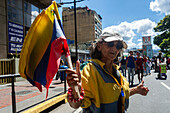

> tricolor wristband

[{"left": 67, "top": 87, "right": 84, "bottom": 103}]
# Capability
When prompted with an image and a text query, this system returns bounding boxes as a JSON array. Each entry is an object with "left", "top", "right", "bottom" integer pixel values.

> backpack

[{"left": 127, "top": 56, "right": 135, "bottom": 63}]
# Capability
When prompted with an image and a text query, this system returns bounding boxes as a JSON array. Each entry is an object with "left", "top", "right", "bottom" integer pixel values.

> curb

[{"left": 22, "top": 93, "right": 67, "bottom": 113}]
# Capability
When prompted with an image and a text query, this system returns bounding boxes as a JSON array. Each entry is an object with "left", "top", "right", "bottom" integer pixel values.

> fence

[
  {"left": 0, "top": 58, "right": 19, "bottom": 84},
  {"left": 0, "top": 74, "right": 20, "bottom": 113}
]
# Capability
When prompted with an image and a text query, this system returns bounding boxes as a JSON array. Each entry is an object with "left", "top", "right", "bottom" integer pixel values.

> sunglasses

[{"left": 103, "top": 40, "right": 123, "bottom": 50}]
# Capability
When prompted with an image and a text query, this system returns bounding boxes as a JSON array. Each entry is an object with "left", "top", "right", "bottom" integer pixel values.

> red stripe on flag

[
  {"left": 45, "top": 36, "right": 69, "bottom": 96},
  {"left": 34, "top": 81, "right": 42, "bottom": 92}
]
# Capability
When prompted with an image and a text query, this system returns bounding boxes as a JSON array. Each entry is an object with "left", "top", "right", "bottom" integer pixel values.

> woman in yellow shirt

[{"left": 66, "top": 31, "right": 149, "bottom": 113}]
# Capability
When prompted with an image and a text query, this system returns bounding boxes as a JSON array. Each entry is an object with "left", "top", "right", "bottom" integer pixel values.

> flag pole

[
  {"left": 53, "top": 0, "right": 80, "bottom": 98},
  {"left": 66, "top": 56, "right": 80, "bottom": 98},
  {"left": 73, "top": 0, "right": 80, "bottom": 98}
]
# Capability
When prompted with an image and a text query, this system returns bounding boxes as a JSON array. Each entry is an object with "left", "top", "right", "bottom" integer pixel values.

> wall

[{"left": 0, "top": 0, "right": 7, "bottom": 58}]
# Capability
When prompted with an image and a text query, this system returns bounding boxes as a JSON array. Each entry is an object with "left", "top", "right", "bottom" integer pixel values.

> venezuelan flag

[{"left": 19, "top": 1, "right": 70, "bottom": 97}]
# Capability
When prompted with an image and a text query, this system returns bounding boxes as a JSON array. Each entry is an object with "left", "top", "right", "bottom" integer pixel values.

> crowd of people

[{"left": 119, "top": 51, "right": 169, "bottom": 83}]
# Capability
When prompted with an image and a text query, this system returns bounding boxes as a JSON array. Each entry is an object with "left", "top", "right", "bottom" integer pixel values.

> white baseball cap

[{"left": 99, "top": 31, "right": 128, "bottom": 49}]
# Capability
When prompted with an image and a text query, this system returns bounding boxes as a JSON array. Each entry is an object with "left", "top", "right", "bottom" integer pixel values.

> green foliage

[
  {"left": 159, "top": 38, "right": 170, "bottom": 49},
  {"left": 154, "top": 15, "right": 170, "bottom": 32},
  {"left": 153, "top": 15, "right": 170, "bottom": 56},
  {"left": 160, "top": 38, "right": 170, "bottom": 57},
  {"left": 154, "top": 31, "right": 170, "bottom": 45}
]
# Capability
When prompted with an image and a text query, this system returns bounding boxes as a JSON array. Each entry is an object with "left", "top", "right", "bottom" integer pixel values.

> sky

[{"left": 55, "top": 0, "right": 170, "bottom": 50}]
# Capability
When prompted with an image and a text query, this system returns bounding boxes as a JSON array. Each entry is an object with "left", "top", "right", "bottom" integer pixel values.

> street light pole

[
  {"left": 74, "top": 0, "right": 78, "bottom": 61},
  {"left": 58, "top": 0, "right": 86, "bottom": 61}
]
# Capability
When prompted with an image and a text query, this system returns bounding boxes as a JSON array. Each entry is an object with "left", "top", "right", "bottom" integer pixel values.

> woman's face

[{"left": 98, "top": 41, "right": 121, "bottom": 62}]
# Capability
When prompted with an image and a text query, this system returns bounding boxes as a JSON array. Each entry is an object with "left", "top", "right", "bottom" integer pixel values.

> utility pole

[
  {"left": 74, "top": 0, "right": 78, "bottom": 60},
  {"left": 58, "top": 0, "right": 86, "bottom": 61}
]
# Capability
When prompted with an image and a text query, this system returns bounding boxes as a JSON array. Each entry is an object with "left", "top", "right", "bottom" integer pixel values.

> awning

[{"left": 25, "top": 0, "right": 52, "bottom": 9}]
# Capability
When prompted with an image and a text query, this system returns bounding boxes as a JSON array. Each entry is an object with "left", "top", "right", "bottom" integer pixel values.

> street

[
  {"left": 48, "top": 70, "right": 170, "bottom": 113},
  {"left": 127, "top": 70, "right": 170, "bottom": 113}
]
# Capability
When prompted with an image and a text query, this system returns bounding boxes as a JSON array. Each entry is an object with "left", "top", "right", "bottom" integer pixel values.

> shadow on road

[
  {"left": 155, "top": 77, "right": 167, "bottom": 80},
  {"left": 40, "top": 100, "right": 65, "bottom": 113}
]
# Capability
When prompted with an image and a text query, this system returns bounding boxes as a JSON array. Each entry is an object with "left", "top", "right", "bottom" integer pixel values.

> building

[
  {"left": 0, "top": 0, "right": 52, "bottom": 59},
  {"left": 62, "top": 6, "right": 102, "bottom": 63},
  {"left": 62, "top": 6, "right": 102, "bottom": 44}
]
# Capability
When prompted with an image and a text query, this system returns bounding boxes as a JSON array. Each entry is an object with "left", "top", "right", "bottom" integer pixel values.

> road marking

[
  {"left": 74, "top": 107, "right": 82, "bottom": 113},
  {"left": 161, "top": 82, "right": 170, "bottom": 90}
]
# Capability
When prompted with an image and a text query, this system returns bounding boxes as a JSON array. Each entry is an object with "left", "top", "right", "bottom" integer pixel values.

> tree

[
  {"left": 154, "top": 15, "right": 170, "bottom": 57},
  {"left": 159, "top": 38, "right": 170, "bottom": 55}
]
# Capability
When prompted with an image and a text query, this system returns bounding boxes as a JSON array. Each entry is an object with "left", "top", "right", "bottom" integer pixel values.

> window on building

[
  {"left": 8, "top": 5, "right": 23, "bottom": 24},
  {"left": 31, "top": 4, "right": 39, "bottom": 24},
  {"left": 8, "top": 0, "right": 22, "bottom": 10},
  {"left": 24, "top": 1, "right": 31, "bottom": 27},
  {"left": 24, "top": 1, "right": 31, "bottom": 14},
  {"left": 24, "top": 1, "right": 40, "bottom": 28},
  {"left": 24, "top": 13, "right": 31, "bottom": 27},
  {"left": 63, "top": 15, "right": 67, "bottom": 22}
]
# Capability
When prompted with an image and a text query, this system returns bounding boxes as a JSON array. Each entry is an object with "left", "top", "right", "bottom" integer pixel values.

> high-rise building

[{"left": 62, "top": 6, "right": 102, "bottom": 44}]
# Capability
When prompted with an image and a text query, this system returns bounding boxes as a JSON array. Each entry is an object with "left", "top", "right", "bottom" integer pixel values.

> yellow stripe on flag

[{"left": 19, "top": 3, "right": 57, "bottom": 79}]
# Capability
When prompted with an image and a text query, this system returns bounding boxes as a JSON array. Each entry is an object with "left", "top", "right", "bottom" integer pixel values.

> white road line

[
  {"left": 161, "top": 82, "right": 170, "bottom": 90},
  {"left": 74, "top": 107, "right": 82, "bottom": 113}
]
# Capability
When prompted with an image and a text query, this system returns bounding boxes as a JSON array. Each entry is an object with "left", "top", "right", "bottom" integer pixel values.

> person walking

[
  {"left": 59, "top": 59, "right": 68, "bottom": 82},
  {"left": 151, "top": 57, "right": 155, "bottom": 70},
  {"left": 126, "top": 51, "right": 137, "bottom": 86},
  {"left": 143, "top": 55, "right": 148, "bottom": 76},
  {"left": 120, "top": 56, "right": 126, "bottom": 77},
  {"left": 154, "top": 56, "right": 158, "bottom": 72},
  {"left": 136, "top": 52, "right": 146, "bottom": 84},
  {"left": 147, "top": 57, "right": 152, "bottom": 75},
  {"left": 66, "top": 31, "right": 149, "bottom": 113}
]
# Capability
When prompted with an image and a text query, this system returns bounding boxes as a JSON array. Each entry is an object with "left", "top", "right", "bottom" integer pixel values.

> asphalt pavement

[{"left": 127, "top": 69, "right": 170, "bottom": 113}]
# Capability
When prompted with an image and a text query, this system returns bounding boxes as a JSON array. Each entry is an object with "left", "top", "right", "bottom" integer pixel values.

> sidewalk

[{"left": 0, "top": 77, "right": 66, "bottom": 113}]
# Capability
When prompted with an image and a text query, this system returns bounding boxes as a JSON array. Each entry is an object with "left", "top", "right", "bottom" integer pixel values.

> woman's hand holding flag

[{"left": 66, "top": 60, "right": 81, "bottom": 98}]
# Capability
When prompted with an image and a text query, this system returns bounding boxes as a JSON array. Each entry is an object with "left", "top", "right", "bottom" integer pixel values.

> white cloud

[
  {"left": 103, "top": 18, "right": 157, "bottom": 49},
  {"left": 31, "top": 11, "right": 39, "bottom": 24},
  {"left": 103, "top": 21, "right": 135, "bottom": 41},
  {"left": 138, "top": 39, "right": 142, "bottom": 42},
  {"left": 150, "top": 0, "right": 170, "bottom": 15},
  {"left": 132, "top": 18, "right": 157, "bottom": 36},
  {"left": 127, "top": 37, "right": 137, "bottom": 48},
  {"left": 153, "top": 44, "right": 161, "bottom": 50},
  {"left": 137, "top": 42, "right": 143, "bottom": 48}
]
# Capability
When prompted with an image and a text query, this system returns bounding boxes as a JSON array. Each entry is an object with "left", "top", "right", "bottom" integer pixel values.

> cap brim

[
  {"left": 104, "top": 36, "right": 122, "bottom": 42},
  {"left": 104, "top": 37, "right": 128, "bottom": 49},
  {"left": 103, "top": 36, "right": 122, "bottom": 42}
]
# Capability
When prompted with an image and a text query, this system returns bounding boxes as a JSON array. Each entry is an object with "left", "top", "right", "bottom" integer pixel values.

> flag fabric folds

[{"left": 19, "top": 1, "right": 70, "bottom": 97}]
